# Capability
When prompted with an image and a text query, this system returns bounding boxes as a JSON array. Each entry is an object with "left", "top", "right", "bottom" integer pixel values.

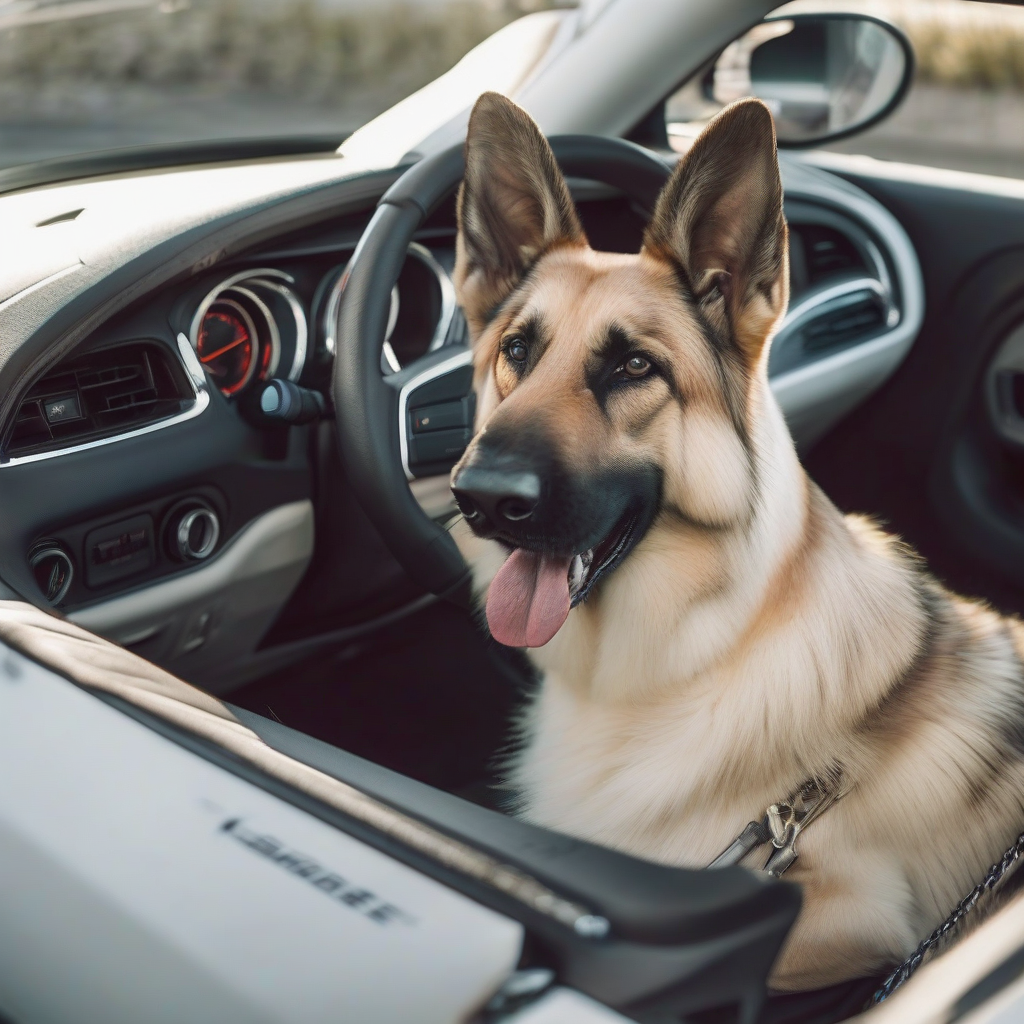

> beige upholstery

[
  {"left": 0, "top": 599, "right": 412, "bottom": 815},
  {"left": 0, "top": 599, "right": 244, "bottom": 734}
]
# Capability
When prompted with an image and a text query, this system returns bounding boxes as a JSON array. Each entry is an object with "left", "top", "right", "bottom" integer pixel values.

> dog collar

[{"left": 708, "top": 770, "right": 848, "bottom": 878}]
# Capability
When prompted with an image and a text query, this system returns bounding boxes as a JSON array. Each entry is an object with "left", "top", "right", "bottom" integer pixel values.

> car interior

[
  {"left": 5, "top": 3, "right": 1024, "bottom": 1021},
  {"left": 0, "top": 152, "right": 925, "bottom": 794}
]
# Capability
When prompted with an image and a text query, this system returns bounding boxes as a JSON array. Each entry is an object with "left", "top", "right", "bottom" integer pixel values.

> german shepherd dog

[{"left": 448, "top": 92, "right": 1024, "bottom": 991}]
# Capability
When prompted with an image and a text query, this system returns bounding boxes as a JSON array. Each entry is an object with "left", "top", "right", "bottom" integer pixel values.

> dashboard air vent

[
  {"left": 5, "top": 341, "right": 193, "bottom": 460},
  {"left": 802, "top": 291, "right": 889, "bottom": 353},
  {"left": 789, "top": 224, "right": 866, "bottom": 294}
]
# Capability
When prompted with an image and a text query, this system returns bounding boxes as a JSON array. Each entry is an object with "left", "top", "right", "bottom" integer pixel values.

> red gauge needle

[{"left": 200, "top": 335, "right": 249, "bottom": 364}]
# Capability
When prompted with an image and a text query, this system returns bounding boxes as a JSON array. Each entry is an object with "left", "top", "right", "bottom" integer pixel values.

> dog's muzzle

[{"left": 451, "top": 435, "right": 661, "bottom": 648}]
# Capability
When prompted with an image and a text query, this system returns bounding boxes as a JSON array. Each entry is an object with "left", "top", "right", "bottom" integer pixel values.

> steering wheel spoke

[{"left": 389, "top": 346, "right": 475, "bottom": 481}]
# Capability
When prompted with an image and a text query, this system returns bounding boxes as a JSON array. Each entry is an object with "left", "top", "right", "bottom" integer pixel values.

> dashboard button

[
  {"left": 84, "top": 514, "right": 155, "bottom": 588},
  {"left": 43, "top": 392, "right": 83, "bottom": 424},
  {"left": 409, "top": 427, "right": 471, "bottom": 467},
  {"left": 411, "top": 399, "right": 470, "bottom": 434}
]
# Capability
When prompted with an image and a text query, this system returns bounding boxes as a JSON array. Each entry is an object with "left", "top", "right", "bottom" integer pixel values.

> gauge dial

[
  {"left": 196, "top": 300, "right": 258, "bottom": 396},
  {"left": 190, "top": 270, "right": 306, "bottom": 398}
]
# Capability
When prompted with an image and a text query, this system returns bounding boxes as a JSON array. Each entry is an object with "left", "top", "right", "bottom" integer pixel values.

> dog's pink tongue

[{"left": 486, "top": 548, "right": 572, "bottom": 648}]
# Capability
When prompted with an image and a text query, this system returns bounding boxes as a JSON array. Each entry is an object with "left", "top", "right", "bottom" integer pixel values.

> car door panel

[{"left": 801, "top": 154, "right": 1024, "bottom": 615}]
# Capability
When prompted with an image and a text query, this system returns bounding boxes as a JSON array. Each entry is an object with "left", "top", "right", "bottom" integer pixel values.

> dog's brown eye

[
  {"left": 623, "top": 355, "right": 651, "bottom": 378},
  {"left": 507, "top": 338, "right": 529, "bottom": 363}
]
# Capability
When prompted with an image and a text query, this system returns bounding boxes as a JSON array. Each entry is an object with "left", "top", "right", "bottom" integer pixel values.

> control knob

[
  {"left": 29, "top": 544, "right": 74, "bottom": 605},
  {"left": 170, "top": 505, "right": 220, "bottom": 562},
  {"left": 260, "top": 379, "right": 326, "bottom": 424}
]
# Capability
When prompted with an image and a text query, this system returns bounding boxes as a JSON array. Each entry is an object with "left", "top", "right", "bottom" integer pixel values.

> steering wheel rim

[{"left": 333, "top": 134, "right": 672, "bottom": 603}]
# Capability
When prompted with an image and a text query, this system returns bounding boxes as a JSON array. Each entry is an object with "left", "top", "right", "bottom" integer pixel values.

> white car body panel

[
  {"left": 0, "top": 645, "right": 523, "bottom": 1024},
  {"left": 506, "top": 988, "right": 637, "bottom": 1023}
]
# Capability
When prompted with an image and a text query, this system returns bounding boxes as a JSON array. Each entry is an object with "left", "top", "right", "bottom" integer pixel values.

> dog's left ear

[
  {"left": 455, "top": 91, "right": 586, "bottom": 339},
  {"left": 644, "top": 99, "right": 788, "bottom": 367}
]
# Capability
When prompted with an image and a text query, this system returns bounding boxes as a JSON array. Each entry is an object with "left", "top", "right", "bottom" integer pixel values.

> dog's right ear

[{"left": 454, "top": 92, "right": 585, "bottom": 339}]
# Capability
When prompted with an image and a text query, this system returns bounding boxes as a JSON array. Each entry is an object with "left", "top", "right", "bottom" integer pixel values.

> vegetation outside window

[{"left": 0, "top": 0, "right": 570, "bottom": 169}]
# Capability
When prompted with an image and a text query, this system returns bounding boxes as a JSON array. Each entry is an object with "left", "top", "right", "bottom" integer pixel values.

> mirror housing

[{"left": 708, "top": 13, "right": 913, "bottom": 147}]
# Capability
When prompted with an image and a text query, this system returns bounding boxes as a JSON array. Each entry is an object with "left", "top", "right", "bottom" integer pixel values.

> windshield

[{"left": 0, "top": 0, "right": 562, "bottom": 170}]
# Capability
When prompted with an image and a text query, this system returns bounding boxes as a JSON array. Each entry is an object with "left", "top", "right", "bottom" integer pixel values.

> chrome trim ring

[
  {"left": 322, "top": 242, "right": 457, "bottom": 368},
  {"left": 249, "top": 277, "right": 308, "bottom": 382},
  {"left": 382, "top": 284, "right": 401, "bottom": 374},
  {"left": 176, "top": 507, "right": 220, "bottom": 561},
  {"left": 28, "top": 545, "right": 74, "bottom": 605},
  {"left": 321, "top": 263, "right": 348, "bottom": 360},
  {"left": 398, "top": 347, "right": 473, "bottom": 482},
  {"left": 188, "top": 267, "right": 295, "bottom": 347},
  {"left": 406, "top": 242, "right": 458, "bottom": 353},
  {"left": 228, "top": 286, "right": 280, "bottom": 380},
  {"left": 381, "top": 341, "right": 402, "bottom": 375},
  {"left": 188, "top": 267, "right": 308, "bottom": 392}
]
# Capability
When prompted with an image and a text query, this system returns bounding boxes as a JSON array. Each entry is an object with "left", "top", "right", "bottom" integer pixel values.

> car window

[
  {"left": 0, "top": 0, "right": 567, "bottom": 171},
  {"left": 666, "top": 0, "right": 1024, "bottom": 180}
]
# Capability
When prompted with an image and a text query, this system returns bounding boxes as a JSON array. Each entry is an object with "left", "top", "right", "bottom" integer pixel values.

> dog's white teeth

[
  {"left": 568, "top": 556, "right": 584, "bottom": 596},
  {"left": 568, "top": 555, "right": 584, "bottom": 595},
  {"left": 568, "top": 549, "right": 595, "bottom": 598}
]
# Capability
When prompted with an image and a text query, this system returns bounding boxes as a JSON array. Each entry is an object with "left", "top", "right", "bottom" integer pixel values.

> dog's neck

[{"left": 528, "top": 374, "right": 927, "bottom": 771}]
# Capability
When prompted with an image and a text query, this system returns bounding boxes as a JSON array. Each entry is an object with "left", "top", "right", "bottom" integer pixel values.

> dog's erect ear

[
  {"left": 455, "top": 92, "right": 586, "bottom": 338},
  {"left": 643, "top": 99, "right": 787, "bottom": 367}
]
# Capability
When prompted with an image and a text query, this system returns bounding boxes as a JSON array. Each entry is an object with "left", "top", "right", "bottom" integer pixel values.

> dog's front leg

[{"left": 768, "top": 854, "right": 918, "bottom": 992}]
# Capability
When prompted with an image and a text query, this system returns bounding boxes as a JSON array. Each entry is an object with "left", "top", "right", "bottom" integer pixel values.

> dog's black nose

[{"left": 452, "top": 467, "right": 541, "bottom": 525}]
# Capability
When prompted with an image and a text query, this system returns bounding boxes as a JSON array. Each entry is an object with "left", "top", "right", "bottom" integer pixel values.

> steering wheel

[{"left": 333, "top": 134, "right": 671, "bottom": 603}]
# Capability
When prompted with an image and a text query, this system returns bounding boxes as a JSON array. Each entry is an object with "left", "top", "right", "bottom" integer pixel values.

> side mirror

[{"left": 711, "top": 13, "right": 914, "bottom": 146}]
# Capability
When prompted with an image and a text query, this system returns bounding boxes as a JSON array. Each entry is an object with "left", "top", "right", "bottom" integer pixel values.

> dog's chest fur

[{"left": 511, "top": 676, "right": 778, "bottom": 868}]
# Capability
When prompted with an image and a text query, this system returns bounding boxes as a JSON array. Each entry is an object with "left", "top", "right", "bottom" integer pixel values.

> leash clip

[
  {"left": 763, "top": 777, "right": 845, "bottom": 876},
  {"left": 708, "top": 771, "right": 848, "bottom": 878},
  {"left": 767, "top": 802, "right": 796, "bottom": 848}
]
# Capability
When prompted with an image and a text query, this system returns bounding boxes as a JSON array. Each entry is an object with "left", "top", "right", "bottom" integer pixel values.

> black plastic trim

[
  {"left": 221, "top": 704, "right": 799, "bottom": 1020},
  {"left": 0, "top": 136, "right": 346, "bottom": 198}
]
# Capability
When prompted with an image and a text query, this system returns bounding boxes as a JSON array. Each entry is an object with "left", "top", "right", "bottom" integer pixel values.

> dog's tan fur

[{"left": 450, "top": 91, "right": 1024, "bottom": 990}]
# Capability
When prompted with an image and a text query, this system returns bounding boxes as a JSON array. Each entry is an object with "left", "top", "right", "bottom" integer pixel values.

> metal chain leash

[{"left": 871, "top": 828, "right": 1024, "bottom": 1005}]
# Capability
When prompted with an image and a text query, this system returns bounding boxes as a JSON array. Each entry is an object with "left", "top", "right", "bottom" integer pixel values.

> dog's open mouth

[{"left": 485, "top": 511, "right": 639, "bottom": 648}]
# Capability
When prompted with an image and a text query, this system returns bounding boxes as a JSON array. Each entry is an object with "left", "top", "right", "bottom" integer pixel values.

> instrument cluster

[{"left": 185, "top": 242, "right": 457, "bottom": 404}]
